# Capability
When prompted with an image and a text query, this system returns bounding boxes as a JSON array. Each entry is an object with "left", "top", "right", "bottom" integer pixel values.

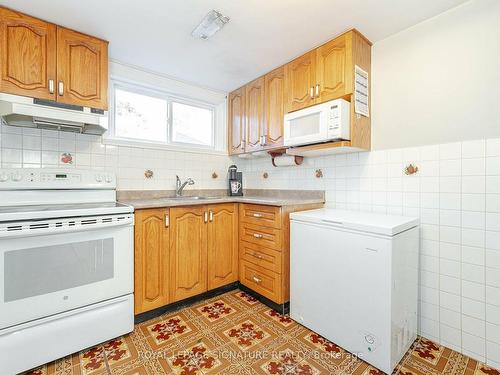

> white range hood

[{"left": 0, "top": 93, "right": 108, "bottom": 135}]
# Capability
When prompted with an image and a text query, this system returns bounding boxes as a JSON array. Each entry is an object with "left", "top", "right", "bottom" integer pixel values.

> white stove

[{"left": 0, "top": 169, "right": 135, "bottom": 375}]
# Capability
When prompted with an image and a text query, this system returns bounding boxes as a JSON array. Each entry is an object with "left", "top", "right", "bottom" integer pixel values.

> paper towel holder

[{"left": 269, "top": 150, "right": 303, "bottom": 167}]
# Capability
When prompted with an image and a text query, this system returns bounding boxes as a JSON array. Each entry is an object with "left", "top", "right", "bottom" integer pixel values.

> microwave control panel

[{"left": 328, "top": 104, "right": 340, "bottom": 130}]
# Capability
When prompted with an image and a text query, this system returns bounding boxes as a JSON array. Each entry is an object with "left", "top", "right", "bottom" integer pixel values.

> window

[{"left": 110, "top": 82, "right": 215, "bottom": 149}]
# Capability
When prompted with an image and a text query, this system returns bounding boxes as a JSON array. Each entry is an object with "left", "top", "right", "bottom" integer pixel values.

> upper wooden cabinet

[
  {"left": 245, "top": 77, "right": 265, "bottom": 153},
  {"left": 169, "top": 206, "right": 208, "bottom": 302},
  {"left": 0, "top": 7, "right": 56, "bottom": 100},
  {"left": 284, "top": 51, "right": 317, "bottom": 113},
  {"left": 134, "top": 208, "right": 170, "bottom": 315},
  {"left": 264, "top": 66, "right": 285, "bottom": 149},
  {"left": 0, "top": 6, "right": 108, "bottom": 110},
  {"left": 56, "top": 27, "right": 108, "bottom": 110},
  {"left": 207, "top": 203, "right": 238, "bottom": 290},
  {"left": 228, "top": 87, "right": 246, "bottom": 155}
]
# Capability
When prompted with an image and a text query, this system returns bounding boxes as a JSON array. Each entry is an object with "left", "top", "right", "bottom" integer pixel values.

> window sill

[{"left": 102, "top": 136, "right": 228, "bottom": 156}]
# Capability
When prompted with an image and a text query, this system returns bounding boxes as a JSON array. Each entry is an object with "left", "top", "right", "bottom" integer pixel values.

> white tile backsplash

[{"left": 238, "top": 137, "right": 500, "bottom": 364}]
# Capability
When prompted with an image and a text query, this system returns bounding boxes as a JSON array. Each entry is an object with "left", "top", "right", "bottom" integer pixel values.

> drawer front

[
  {"left": 240, "top": 260, "right": 281, "bottom": 303},
  {"left": 240, "top": 204, "right": 281, "bottom": 229},
  {"left": 240, "top": 223, "right": 282, "bottom": 251},
  {"left": 240, "top": 241, "right": 282, "bottom": 274}
]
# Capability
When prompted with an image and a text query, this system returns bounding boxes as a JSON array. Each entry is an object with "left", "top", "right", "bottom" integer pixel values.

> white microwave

[{"left": 284, "top": 98, "right": 350, "bottom": 147}]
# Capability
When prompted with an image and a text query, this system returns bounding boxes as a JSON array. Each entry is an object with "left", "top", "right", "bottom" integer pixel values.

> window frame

[{"left": 106, "top": 79, "right": 219, "bottom": 153}]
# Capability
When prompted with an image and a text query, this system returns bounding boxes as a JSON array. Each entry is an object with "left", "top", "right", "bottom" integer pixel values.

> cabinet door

[
  {"left": 228, "top": 87, "right": 246, "bottom": 155},
  {"left": 316, "top": 33, "right": 352, "bottom": 103},
  {"left": 207, "top": 203, "right": 238, "bottom": 290},
  {"left": 264, "top": 66, "right": 285, "bottom": 149},
  {"left": 56, "top": 27, "right": 108, "bottom": 110},
  {"left": 134, "top": 208, "right": 170, "bottom": 315},
  {"left": 245, "top": 77, "right": 265, "bottom": 153},
  {"left": 170, "top": 206, "right": 208, "bottom": 302},
  {"left": 0, "top": 7, "right": 56, "bottom": 100},
  {"left": 284, "top": 50, "right": 316, "bottom": 113}
]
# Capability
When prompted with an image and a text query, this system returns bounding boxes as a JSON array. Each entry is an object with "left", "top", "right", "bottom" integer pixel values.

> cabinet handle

[
  {"left": 315, "top": 84, "right": 320, "bottom": 97},
  {"left": 204, "top": 211, "right": 208, "bottom": 223},
  {"left": 165, "top": 214, "right": 169, "bottom": 228},
  {"left": 253, "top": 233, "right": 263, "bottom": 239},
  {"left": 209, "top": 210, "right": 213, "bottom": 222},
  {"left": 310, "top": 86, "right": 314, "bottom": 99},
  {"left": 252, "top": 275, "right": 262, "bottom": 284},
  {"left": 253, "top": 252, "right": 263, "bottom": 260},
  {"left": 48, "top": 79, "right": 54, "bottom": 94},
  {"left": 252, "top": 213, "right": 263, "bottom": 218},
  {"left": 58, "top": 81, "right": 64, "bottom": 96}
]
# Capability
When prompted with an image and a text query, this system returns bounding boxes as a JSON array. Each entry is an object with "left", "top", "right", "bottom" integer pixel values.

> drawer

[
  {"left": 240, "top": 222, "right": 282, "bottom": 251},
  {"left": 240, "top": 260, "right": 281, "bottom": 303},
  {"left": 240, "top": 241, "right": 282, "bottom": 274},
  {"left": 240, "top": 204, "right": 282, "bottom": 229}
]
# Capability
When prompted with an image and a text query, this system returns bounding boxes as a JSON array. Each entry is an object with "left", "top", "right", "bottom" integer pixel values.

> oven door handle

[{"left": 0, "top": 214, "right": 134, "bottom": 239}]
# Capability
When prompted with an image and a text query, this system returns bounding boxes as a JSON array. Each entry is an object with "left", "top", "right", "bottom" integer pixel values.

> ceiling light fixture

[{"left": 191, "top": 10, "right": 230, "bottom": 40}]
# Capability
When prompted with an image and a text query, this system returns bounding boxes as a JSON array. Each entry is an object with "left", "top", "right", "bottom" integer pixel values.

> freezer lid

[{"left": 290, "top": 209, "right": 419, "bottom": 236}]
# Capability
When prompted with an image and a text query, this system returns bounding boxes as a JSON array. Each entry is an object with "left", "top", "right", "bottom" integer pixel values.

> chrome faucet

[{"left": 175, "top": 175, "right": 195, "bottom": 197}]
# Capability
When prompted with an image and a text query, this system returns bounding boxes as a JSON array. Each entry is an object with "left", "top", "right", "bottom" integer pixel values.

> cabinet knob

[{"left": 252, "top": 275, "right": 262, "bottom": 284}]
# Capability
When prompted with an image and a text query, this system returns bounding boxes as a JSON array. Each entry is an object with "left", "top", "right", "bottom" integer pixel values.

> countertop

[{"left": 117, "top": 189, "right": 325, "bottom": 209}]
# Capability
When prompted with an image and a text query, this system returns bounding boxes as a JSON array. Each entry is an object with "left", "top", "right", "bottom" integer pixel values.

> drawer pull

[
  {"left": 253, "top": 252, "right": 263, "bottom": 259},
  {"left": 253, "top": 213, "right": 263, "bottom": 218},
  {"left": 253, "top": 233, "right": 264, "bottom": 239},
  {"left": 252, "top": 275, "right": 262, "bottom": 284}
]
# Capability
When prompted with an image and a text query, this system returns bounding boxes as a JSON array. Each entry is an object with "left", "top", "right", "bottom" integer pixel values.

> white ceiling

[{"left": 2, "top": 0, "right": 469, "bottom": 92}]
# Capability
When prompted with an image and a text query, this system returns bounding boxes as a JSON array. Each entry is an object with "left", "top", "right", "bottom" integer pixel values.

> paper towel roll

[{"left": 272, "top": 155, "right": 303, "bottom": 167}]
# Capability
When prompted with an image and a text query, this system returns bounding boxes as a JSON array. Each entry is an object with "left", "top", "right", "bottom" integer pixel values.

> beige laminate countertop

[{"left": 119, "top": 195, "right": 325, "bottom": 210}]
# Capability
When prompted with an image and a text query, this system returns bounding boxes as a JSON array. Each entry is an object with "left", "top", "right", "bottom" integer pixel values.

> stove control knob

[
  {"left": 0, "top": 173, "right": 9, "bottom": 182},
  {"left": 11, "top": 172, "right": 23, "bottom": 182},
  {"left": 105, "top": 175, "right": 113, "bottom": 183},
  {"left": 95, "top": 174, "right": 103, "bottom": 182}
]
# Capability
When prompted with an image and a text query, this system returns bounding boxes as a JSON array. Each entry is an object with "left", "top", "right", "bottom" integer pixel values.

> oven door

[
  {"left": 284, "top": 104, "right": 329, "bottom": 147},
  {"left": 0, "top": 214, "right": 134, "bottom": 330}
]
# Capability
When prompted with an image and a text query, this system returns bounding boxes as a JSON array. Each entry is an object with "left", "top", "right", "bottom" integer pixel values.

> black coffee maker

[{"left": 228, "top": 165, "right": 243, "bottom": 196}]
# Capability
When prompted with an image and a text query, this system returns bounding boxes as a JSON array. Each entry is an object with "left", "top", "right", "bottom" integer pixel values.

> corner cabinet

[
  {"left": 134, "top": 208, "right": 170, "bottom": 315},
  {"left": 0, "top": 7, "right": 56, "bottom": 100},
  {"left": 0, "top": 6, "right": 108, "bottom": 110}
]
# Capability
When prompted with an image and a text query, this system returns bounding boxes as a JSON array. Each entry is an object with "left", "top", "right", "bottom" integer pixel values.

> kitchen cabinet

[
  {"left": 134, "top": 208, "right": 170, "bottom": 315},
  {"left": 245, "top": 77, "right": 265, "bottom": 153},
  {"left": 170, "top": 206, "right": 208, "bottom": 302},
  {"left": 56, "top": 27, "right": 108, "bottom": 110},
  {"left": 0, "top": 7, "right": 56, "bottom": 100},
  {"left": 284, "top": 50, "right": 317, "bottom": 113},
  {"left": 264, "top": 66, "right": 285, "bottom": 149},
  {"left": 0, "top": 6, "right": 108, "bottom": 110},
  {"left": 207, "top": 203, "right": 238, "bottom": 289},
  {"left": 228, "top": 87, "right": 246, "bottom": 155}
]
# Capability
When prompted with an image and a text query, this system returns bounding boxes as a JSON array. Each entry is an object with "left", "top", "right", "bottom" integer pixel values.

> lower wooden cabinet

[
  {"left": 134, "top": 208, "right": 170, "bottom": 315},
  {"left": 169, "top": 206, "right": 208, "bottom": 302},
  {"left": 207, "top": 203, "right": 239, "bottom": 289}
]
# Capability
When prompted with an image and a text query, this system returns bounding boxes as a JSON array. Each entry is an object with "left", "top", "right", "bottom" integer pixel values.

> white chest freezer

[{"left": 290, "top": 209, "right": 419, "bottom": 374}]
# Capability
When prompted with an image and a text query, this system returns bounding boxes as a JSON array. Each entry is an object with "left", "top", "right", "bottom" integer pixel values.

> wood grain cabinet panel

[
  {"left": 245, "top": 76, "right": 265, "bottom": 153},
  {"left": 134, "top": 208, "right": 170, "bottom": 315},
  {"left": 207, "top": 203, "right": 238, "bottom": 289},
  {"left": 228, "top": 87, "right": 246, "bottom": 155},
  {"left": 0, "top": 7, "right": 56, "bottom": 100},
  {"left": 316, "top": 33, "right": 352, "bottom": 103},
  {"left": 239, "top": 204, "right": 282, "bottom": 229},
  {"left": 240, "top": 260, "right": 282, "bottom": 303},
  {"left": 284, "top": 50, "right": 316, "bottom": 113},
  {"left": 56, "top": 27, "right": 108, "bottom": 110},
  {"left": 170, "top": 206, "right": 208, "bottom": 302},
  {"left": 264, "top": 66, "right": 285, "bottom": 149}
]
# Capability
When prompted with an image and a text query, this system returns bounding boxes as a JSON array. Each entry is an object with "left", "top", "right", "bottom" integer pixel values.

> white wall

[{"left": 372, "top": 0, "right": 500, "bottom": 150}]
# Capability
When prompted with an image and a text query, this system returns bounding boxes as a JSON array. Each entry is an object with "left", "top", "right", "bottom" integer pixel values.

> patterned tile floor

[{"left": 23, "top": 290, "right": 500, "bottom": 375}]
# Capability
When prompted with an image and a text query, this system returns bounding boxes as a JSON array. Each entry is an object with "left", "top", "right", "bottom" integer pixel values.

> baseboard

[{"left": 238, "top": 284, "right": 290, "bottom": 315}]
